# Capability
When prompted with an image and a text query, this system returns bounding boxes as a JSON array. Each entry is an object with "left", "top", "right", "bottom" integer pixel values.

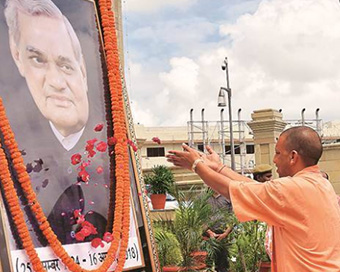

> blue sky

[{"left": 123, "top": 0, "right": 340, "bottom": 126}]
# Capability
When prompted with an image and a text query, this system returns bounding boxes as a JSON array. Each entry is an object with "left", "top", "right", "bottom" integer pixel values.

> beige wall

[{"left": 319, "top": 144, "right": 340, "bottom": 194}]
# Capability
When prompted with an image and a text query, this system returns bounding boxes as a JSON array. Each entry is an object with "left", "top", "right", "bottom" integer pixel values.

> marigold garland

[{"left": 0, "top": 0, "right": 131, "bottom": 271}]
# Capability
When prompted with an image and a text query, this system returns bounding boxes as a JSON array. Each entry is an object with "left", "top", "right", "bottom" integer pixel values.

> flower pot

[
  {"left": 259, "top": 261, "right": 271, "bottom": 272},
  {"left": 150, "top": 194, "right": 166, "bottom": 209},
  {"left": 162, "top": 266, "right": 183, "bottom": 272},
  {"left": 162, "top": 264, "right": 206, "bottom": 272},
  {"left": 190, "top": 251, "right": 208, "bottom": 265}
]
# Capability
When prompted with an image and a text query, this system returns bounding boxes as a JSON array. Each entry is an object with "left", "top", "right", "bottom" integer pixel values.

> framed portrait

[{"left": 0, "top": 0, "right": 158, "bottom": 271}]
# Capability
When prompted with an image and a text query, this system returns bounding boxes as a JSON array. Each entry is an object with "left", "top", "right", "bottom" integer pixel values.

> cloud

[
  {"left": 126, "top": 0, "right": 197, "bottom": 13},
  {"left": 126, "top": 0, "right": 340, "bottom": 126}
]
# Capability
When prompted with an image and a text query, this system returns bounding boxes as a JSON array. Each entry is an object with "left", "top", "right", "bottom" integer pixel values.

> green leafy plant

[
  {"left": 154, "top": 227, "right": 183, "bottom": 267},
  {"left": 144, "top": 165, "right": 175, "bottom": 194},
  {"left": 228, "top": 216, "right": 270, "bottom": 272},
  {"left": 172, "top": 187, "right": 213, "bottom": 267}
]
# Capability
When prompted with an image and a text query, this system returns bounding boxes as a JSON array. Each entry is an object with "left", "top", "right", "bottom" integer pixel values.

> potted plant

[
  {"left": 144, "top": 165, "right": 175, "bottom": 209},
  {"left": 228, "top": 217, "right": 271, "bottom": 272},
  {"left": 154, "top": 226, "right": 183, "bottom": 270},
  {"left": 171, "top": 188, "right": 212, "bottom": 269}
]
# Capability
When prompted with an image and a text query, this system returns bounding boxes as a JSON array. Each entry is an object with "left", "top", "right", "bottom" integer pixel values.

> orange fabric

[{"left": 230, "top": 165, "right": 340, "bottom": 272}]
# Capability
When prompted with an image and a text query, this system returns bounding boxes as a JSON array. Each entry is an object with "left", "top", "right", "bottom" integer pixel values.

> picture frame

[{"left": 0, "top": 0, "right": 158, "bottom": 271}]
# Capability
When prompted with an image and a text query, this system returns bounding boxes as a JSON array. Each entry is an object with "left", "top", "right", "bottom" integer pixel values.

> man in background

[
  {"left": 203, "top": 189, "right": 232, "bottom": 272},
  {"left": 253, "top": 164, "right": 272, "bottom": 183}
]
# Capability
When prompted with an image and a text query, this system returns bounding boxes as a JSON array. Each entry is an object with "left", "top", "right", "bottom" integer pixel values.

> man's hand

[
  {"left": 206, "top": 229, "right": 218, "bottom": 239},
  {"left": 202, "top": 145, "right": 223, "bottom": 171},
  {"left": 216, "top": 226, "right": 233, "bottom": 241},
  {"left": 216, "top": 232, "right": 228, "bottom": 240},
  {"left": 166, "top": 143, "right": 201, "bottom": 170}
]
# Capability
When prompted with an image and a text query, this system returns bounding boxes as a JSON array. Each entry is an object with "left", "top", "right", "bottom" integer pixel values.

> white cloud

[
  {"left": 160, "top": 57, "right": 199, "bottom": 97},
  {"left": 125, "top": 0, "right": 197, "bottom": 13},
  {"left": 126, "top": 0, "right": 340, "bottom": 126}
]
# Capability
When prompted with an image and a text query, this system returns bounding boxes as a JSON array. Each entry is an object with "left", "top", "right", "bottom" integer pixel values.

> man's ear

[
  {"left": 290, "top": 150, "right": 298, "bottom": 164},
  {"left": 9, "top": 35, "right": 25, "bottom": 77}
]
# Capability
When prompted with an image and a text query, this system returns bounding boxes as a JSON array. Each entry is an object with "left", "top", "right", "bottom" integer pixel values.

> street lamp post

[{"left": 218, "top": 57, "right": 236, "bottom": 170}]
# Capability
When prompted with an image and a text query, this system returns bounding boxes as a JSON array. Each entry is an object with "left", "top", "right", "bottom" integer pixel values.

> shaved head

[{"left": 281, "top": 126, "right": 322, "bottom": 167}]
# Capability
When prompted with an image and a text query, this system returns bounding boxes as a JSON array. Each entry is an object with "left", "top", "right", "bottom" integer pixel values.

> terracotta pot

[
  {"left": 259, "top": 261, "right": 271, "bottom": 272},
  {"left": 162, "top": 266, "right": 182, "bottom": 272},
  {"left": 150, "top": 194, "right": 166, "bottom": 209},
  {"left": 162, "top": 264, "right": 206, "bottom": 272},
  {"left": 190, "top": 251, "right": 208, "bottom": 265}
]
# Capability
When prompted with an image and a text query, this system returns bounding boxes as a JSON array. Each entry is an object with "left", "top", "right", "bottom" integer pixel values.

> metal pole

[
  {"left": 315, "top": 108, "right": 321, "bottom": 135},
  {"left": 227, "top": 90, "right": 236, "bottom": 170},
  {"left": 301, "top": 108, "right": 306, "bottom": 126},
  {"left": 189, "top": 109, "right": 194, "bottom": 147},
  {"left": 220, "top": 109, "right": 225, "bottom": 164},
  {"left": 238, "top": 108, "right": 244, "bottom": 175},
  {"left": 201, "top": 108, "right": 205, "bottom": 152}
]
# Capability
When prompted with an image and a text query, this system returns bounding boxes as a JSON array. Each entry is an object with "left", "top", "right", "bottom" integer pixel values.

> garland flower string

[
  {"left": 0, "top": 109, "right": 45, "bottom": 272},
  {"left": 99, "top": 0, "right": 131, "bottom": 269},
  {"left": 0, "top": 0, "right": 131, "bottom": 271}
]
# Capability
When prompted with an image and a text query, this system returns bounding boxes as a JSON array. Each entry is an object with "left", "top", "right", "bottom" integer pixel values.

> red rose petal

[
  {"left": 87, "top": 138, "right": 98, "bottom": 146},
  {"left": 75, "top": 231, "right": 85, "bottom": 241},
  {"left": 152, "top": 137, "right": 161, "bottom": 144},
  {"left": 96, "top": 166, "right": 104, "bottom": 174},
  {"left": 91, "top": 238, "right": 104, "bottom": 248},
  {"left": 96, "top": 141, "right": 107, "bottom": 152},
  {"left": 71, "top": 153, "right": 82, "bottom": 165},
  {"left": 94, "top": 123, "right": 104, "bottom": 132},
  {"left": 78, "top": 169, "right": 90, "bottom": 182},
  {"left": 127, "top": 139, "right": 138, "bottom": 152},
  {"left": 103, "top": 232, "right": 113, "bottom": 243},
  {"left": 107, "top": 137, "right": 117, "bottom": 146}
]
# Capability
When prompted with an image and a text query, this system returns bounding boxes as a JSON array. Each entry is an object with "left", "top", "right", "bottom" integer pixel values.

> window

[
  {"left": 147, "top": 147, "right": 165, "bottom": 157},
  {"left": 197, "top": 144, "right": 204, "bottom": 152},
  {"left": 225, "top": 145, "right": 239, "bottom": 154},
  {"left": 246, "top": 144, "right": 255, "bottom": 154},
  {"left": 225, "top": 144, "right": 254, "bottom": 154}
]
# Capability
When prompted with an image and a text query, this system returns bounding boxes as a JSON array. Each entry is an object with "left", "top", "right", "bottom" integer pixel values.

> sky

[{"left": 122, "top": 0, "right": 340, "bottom": 126}]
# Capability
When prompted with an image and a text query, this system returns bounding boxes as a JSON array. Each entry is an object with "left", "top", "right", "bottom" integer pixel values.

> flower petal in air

[
  {"left": 152, "top": 137, "right": 161, "bottom": 144},
  {"left": 71, "top": 153, "right": 82, "bottom": 165},
  {"left": 96, "top": 166, "right": 104, "bottom": 174},
  {"left": 107, "top": 137, "right": 117, "bottom": 146},
  {"left": 96, "top": 141, "right": 107, "bottom": 152},
  {"left": 103, "top": 232, "right": 113, "bottom": 243},
  {"left": 91, "top": 238, "right": 104, "bottom": 248},
  {"left": 94, "top": 123, "right": 104, "bottom": 132}
]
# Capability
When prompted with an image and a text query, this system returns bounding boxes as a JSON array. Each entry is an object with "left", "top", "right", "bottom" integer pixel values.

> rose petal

[
  {"left": 91, "top": 238, "right": 104, "bottom": 248},
  {"left": 103, "top": 232, "right": 113, "bottom": 243},
  {"left": 71, "top": 153, "right": 82, "bottom": 165},
  {"left": 152, "top": 137, "right": 161, "bottom": 144},
  {"left": 94, "top": 123, "right": 104, "bottom": 132},
  {"left": 75, "top": 231, "right": 85, "bottom": 241},
  {"left": 107, "top": 137, "right": 117, "bottom": 146},
  {"left": 96, "top": 141, "right": 107, "bottom": 152},
  {"left": 96, "top": 166, "right": 104, "bottom": 174}
]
